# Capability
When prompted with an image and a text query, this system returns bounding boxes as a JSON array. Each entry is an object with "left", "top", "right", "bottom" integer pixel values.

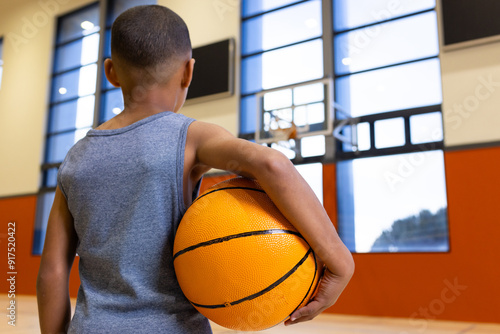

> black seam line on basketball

[
  {"left": 193, "top": 186, "right": 266, "bottom": 204},
  {"left": 276, "top": 250, "right": 318, "bottom": 325},
  {"left": 173, "top": 229, "right": 305, "bottom": 261},
  {"left": 189, "top": 248, "right": 314, "bottom": 309},
  {"left": 288, "top": 250, "right": 318, "bottom": 318}
]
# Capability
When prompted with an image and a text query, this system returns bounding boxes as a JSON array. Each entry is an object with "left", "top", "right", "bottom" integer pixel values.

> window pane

[
  {"left": 243, "top": 0, "right": 304, "bottom": 17},
  {"left": 374, "top": 117, "right": 405, "bottom": 149},
  {"left": 336, "top": 58, "right": 442, "bottom": 117},
  {"left": 263, "top": 39, "right": 323, "bottom": 90},
  {"left": 241, "top": 56, "right": 263, "bottom": 95},
  {"left": 33, "top": 192, "right": 56, "bottom": 255},
  {"left": 410, "top": 111, "right": 443, "bottom": 144},
  {"left": 104, "top": 29, "right": 112, "bottom": 58},
  {"left": 264, "top": 89, "right": 292, "bottom": 111},
  {"left": 43, "top": 168, "right": 59, "bottom": 188},
  {"left": 301, "top": 135, "right": 325, "bottom": 157},
  {"left": 57, "top": 4, "right": 100, "bottom": 44},
  {"left": 340, "top": 125, "right": 355, "bottom": 152},
  {"left": 75, "top": 128, "right": 91, "bottom": 142},
  {"left": 46, "top": 129, "right": 90, "bottom": 163},
  {"left": 52, "top": 64, "right": 97, "bottom": 103},
  {"left": 101, "top": 89, "right": 124, "bottom": 122},
  {"left": 333, "top": 0, "right": 436, "bottom": 31},
  {"left": 293, "top": 82, "right": 324, "bottom": 105},
  {"left": 54, "top": 33, "right": 99, "bottom": 73},
  {"left": 240, "top": 95, "right": 257, "bottom": 134},
  {"left": 242, "top": 0, "right": 322, "bottom": 55},
  {"left": 49, "top": 96, "right": 95, "bottom": 133},
  {"left": 357, "top": 122, "right": 371, "bottom": 151},
  {"left": 294, "top": 102, "right": 325, "bottom": 126},
  {"left": 335, "top": 12, "right": 439, "bottom": 75},
  {"left": 337, "top": 150, "right": 449, "bottom": 253},
  {"left": 295, "top": 163, "right": 323, "bottom": 204},
  {"left": 242, "top": 39, "right": 323, "bottom": 94},
  {"left": 107, "top": 0, "right": 157, "bottom": 25}
]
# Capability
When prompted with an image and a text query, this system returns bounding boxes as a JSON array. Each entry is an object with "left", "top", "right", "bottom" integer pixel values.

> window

[
  {"left": 240, "top": 0, "right": 449, "bottom": 253},
  {"left": 337, "top": 151, "right": 448, "bottom": 253},
  {"left": 240, "top": 0, "right": 331, "bottom": 162},
  {"left": 295, "top": 163, "right": 323, "bottom": 204},
  {"left": 34, "top": 0, "right": 156, "bottom": 255},
  {"left": 34, "top": 3, "right": 100, "bottom": 255},
  {"left": 334, "top": 0, "right": 448, "bottom": 253},
  {"left": 0, "top": 37, "right": 4, "bottom": 89}
]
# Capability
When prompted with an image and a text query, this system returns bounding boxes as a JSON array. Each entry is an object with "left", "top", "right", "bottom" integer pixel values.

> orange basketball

[{"left": 173, "top": 177, "right": 321, "bottom": 331}]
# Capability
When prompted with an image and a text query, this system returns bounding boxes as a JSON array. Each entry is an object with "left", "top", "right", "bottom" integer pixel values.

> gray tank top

[{"left": 58, "top": 111, "right": 212, "bottom": 333}]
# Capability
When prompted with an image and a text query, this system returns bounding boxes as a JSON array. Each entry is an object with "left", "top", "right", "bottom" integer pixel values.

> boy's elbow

[
  {"left": 261, "top": 150, "right": 294, "bottom": 177},
  {"left": 36, "top": 270, "right": 48, "bottom": 297},
  {"left": 344, "top": 253, "right": 355, "bottom": 278},
  {"left": 37, "top": 263, "right": 67, "bottom": 292},
  {"left": 36, "top": 267, "right": 51, "bottom": 292}
]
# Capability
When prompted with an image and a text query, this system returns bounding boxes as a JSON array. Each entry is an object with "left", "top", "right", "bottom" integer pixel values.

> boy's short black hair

[{"left": 111, "top": 5, "right": 191, "bottom": 68}]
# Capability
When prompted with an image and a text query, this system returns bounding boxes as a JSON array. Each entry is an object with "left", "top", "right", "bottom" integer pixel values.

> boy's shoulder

[{"left": 186, "top": 119, "right": 234, "bottom": 140}]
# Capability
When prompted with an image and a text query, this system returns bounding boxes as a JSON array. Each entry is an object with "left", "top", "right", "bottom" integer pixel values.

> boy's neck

[{"left": 96, "top": 85, "right": 185, "bottom": 130}]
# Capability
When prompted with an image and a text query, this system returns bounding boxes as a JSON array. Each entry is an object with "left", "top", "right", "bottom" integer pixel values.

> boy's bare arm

[
  {"left": 37, "top": 186, "right": 78, "bottom": 334},
  {"left": 189, "top": 121, "right": 354, "bottom": 325}
]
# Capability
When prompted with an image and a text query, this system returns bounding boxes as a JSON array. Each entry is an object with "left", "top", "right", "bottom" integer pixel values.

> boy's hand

[{"left": 285, "top": 265, "right": 352, "bottom": 326}]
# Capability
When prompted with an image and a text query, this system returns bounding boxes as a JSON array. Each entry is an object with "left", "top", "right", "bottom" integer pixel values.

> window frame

[
  {"left": 330, "top": 0, "right": 449, "bottom": 253},
  {"left": 335, "top": 104, "right": 444, "bottom": 160},
  {"left": 239, "top": 0, "right": 334, "bottom": 165},
  {"left": 40, "top": 1, "right": 103, "bottom": 194},
  {"left": 239, "top": 1, "right": 445, "bottom": 163},
  {"left": 239, "top": 0, "right": 450, "bottom": 254},
  {"left": 332, "top": 4, "right": 444, "bottom": 160}
]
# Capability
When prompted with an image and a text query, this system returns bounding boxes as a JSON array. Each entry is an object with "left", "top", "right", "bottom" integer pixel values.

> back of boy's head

[{"left": 111, "top": 5, "right": 191, "bottom": 82}]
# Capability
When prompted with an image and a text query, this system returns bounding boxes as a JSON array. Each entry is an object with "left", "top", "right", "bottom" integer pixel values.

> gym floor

[{"left": 2, "top": 295, "right": 499, "bottom": 334}]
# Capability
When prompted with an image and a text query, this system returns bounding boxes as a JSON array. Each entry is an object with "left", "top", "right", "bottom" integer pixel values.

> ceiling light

[
  {"left": 342, "top": 58, "right": 352, "bottom": 66},
  {"left": 81, "top": 21, "right": 95, "bottom": 31}
]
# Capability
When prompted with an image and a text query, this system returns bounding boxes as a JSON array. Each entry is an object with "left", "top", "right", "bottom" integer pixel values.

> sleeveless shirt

[{"left": 58, "top": 111, "right": 212, "bottom": 333}]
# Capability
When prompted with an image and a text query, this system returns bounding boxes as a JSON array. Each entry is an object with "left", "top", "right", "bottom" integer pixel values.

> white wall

[
  {"left": 441, "top": 41, "right": 500, "bottom": 147},
  {"left": 0, "top": 0, "right": 240, "bottom": 197}
]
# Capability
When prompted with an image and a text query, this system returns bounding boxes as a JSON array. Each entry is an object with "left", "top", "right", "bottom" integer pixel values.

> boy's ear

[
  {"left": 181, "top": 58, "right": 195, "bottom": 89},
  {"left": 104, "top": 58, "right": 121, "bottom": 88}
]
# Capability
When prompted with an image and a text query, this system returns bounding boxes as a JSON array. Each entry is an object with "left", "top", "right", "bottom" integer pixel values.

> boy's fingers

[{"left": 284, "top": 301, "right": 323, "bottom": 326}]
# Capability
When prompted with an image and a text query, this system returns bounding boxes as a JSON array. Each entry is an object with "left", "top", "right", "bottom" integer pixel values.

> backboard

[{"left": 254, "top": 78, "right": 358, "bottom": 162}]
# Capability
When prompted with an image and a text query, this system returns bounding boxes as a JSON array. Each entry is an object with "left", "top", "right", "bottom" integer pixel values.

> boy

[{"left": 37, "top": 5, "right": 354, "bottom": 333}]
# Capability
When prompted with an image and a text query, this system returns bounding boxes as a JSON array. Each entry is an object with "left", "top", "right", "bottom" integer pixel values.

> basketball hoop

[
  {"left": 254, "top": 78, "right": 334, "bottom": 160},
  {"left": 268, "top": 114, "right": 297, "bottom": 142},
  {"left": 267, "top": 114, "right": 299, "bottom": 154}
]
